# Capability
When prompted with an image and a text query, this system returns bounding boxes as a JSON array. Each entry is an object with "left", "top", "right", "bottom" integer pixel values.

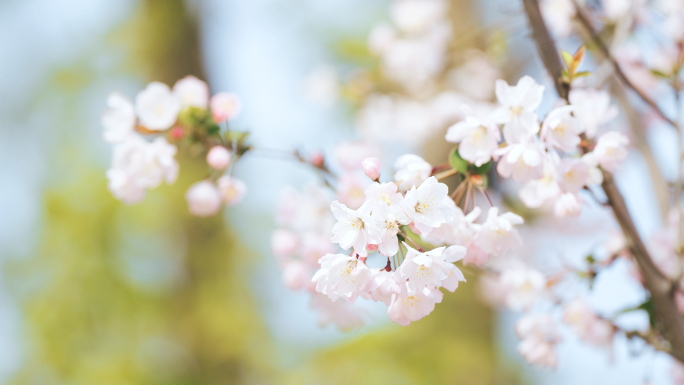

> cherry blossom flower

[
  {"left": 394, "top": 154, "right": 432, "bottom": 190},
  {"left": 335, "top": 141, "right": 379, "bottom": 171},
  {"left": 581, "top": 152, "right": 604, "bottom": 185},
  {"left": 368, "top": 22, "right": 396, "bottom": 55},
  {"left": 556, "top": 158, "right": 589, "bottom": 194},
  {"left": 362, "top": 157, "right": 382, "bottom": 181},
  {"left": 276, "top": 185, "right": 333, "bottom": 232},
  {"left": 541, "top": 0, "right": 575, "bottom": 37},
  {"left": 540, "top": 105, "right": 582, "bottom": 152},
  {"left": 563, "top": 297, "right": 615, "bottom": 347},
  {"left": 135, "top": 82, "right": 182, "bottom": 131},
  {"left": 106, "top": 168, "right": 146, "bottom": 204},
  {"left": 603, "top": 0, "right": 632, "bottom": 22},
  {"left": 362, "top": 269, "right": 401, "bottom": 305},
  {"left": 374, "top": 21, "right": 451, "bottom": 92},
  {"left": 474, "top": 207, "right": 524, "bottom": 256},
  {"left": 310, "top": 293, "right": 365, "bottom": 331},
  {"left": 387, "top": 282, "right": 443, "bottom": 326},
  {"left": 206, "top": 146, "right": 231, "bottom": 170},
  {"left": 399, "top": 176, "right": 455, "bottom": 235},
  {"left": 440, "top": 245, "right": 467, "bottom": 291},
  {"left": 370, "top": 203, "right": 411, "bottom": 256},
  {"left": 396, "top": 244, "right": 447, "bottom": 290},
  {"left": 592, "top": 131, "right": 629, "bottom": 172},
  {"left": 102, "top": 92, "right": 136, "bottom": 143},
  {"left": 330, "top": 200, "right": 378, "bottom": 258},
  {"left": 110, "top": 135, "right": 179, "bottom": 191},
  {"left": 312, "top": 253, "right": 372, "bottom": 302},
  {"left": 495, "top": 138, "right": 545, "bottom": 183},
  {"left": 282, "top": 260, "right": 313, "bottom": 291},
  {"left": 389, "top": 0, "right": 447, "bottom": 35},
  {"left": 447, "top": 50, "right": 500, "bottom": 101},
  {"left": 568, "top": 89, "right": 618, "bottom": 138},
  {"left": 299, "top": 232, "right": 335, "bottom": 265},
  {"left": 491, "top": 76, "right": 545, "bottom": 144},
  {"left": 396, "top": 244, "right": 465, "bottom": 291},
  {"left": 519, "top": 160, "right": 561, "bottom": 208},
  {"left": 270, "top": 229, "right": 300, "bottom": 259},
  {"left": 554, "top": 192, "right": 583, "bottom": 218},
  {"left": 217, "top": 175, "right": 247, "bottom": 206},
  {"left": 515, "top": 313, "right": 561, "bottom": 369},
  {"left": 364, "top": 182, "right": 403, "bottom": 209},
  {"left": 500, "top": 267, "right": 546, "bottom": 310},
  {"left": 421, "top": 201, "right": 481, "bottom": 246},
  {"left": 210, "top": 92, "right": 242, "bottom": 123},
  {"left": 445, "top": 105, "right": 501, "bottom": 166},
  {"left": 173, "top": 75, "right": 209, "bottom": 109},
  {"left": 337, "top": 173, "right": 370, "bottom": 210},
  {"left": 185, "top": 181, "right": 222, "bottom": 217}
]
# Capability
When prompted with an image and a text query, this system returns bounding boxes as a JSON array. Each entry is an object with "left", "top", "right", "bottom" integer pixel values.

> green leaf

[
  {"left": 585, "top": 254, "right": 596, "bottom": 264},
  {"left": 473, "top": 161, "right": 492, "bottom": 175},
  {"left": 207, "top": 124, "right": 221, "bottom": 135},
  {"left": 449, "top": 148, "right": 469, "bottom": 174},
  {"left": 618, "top": 298, "right": 656, "bottom": 328},
  {"left": 573, "top": 71, "right": 592, "bottom": 78},
  {"left": 650, "top": 69, "right": 670, "bottom": 79},
  {"left": 561, "top": 50, "right": 574, "bottom": 68}
]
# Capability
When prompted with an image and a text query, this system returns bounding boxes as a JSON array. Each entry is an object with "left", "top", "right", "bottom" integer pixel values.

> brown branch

[
  {"left": 571, "top": 0, "right": 677, "bottom": 127},
  {"left": 521, "top": 0, "right": 569, "bottom": 100},
  {"left": 521, "top": 0, "right": 684, "bottom": 363}
]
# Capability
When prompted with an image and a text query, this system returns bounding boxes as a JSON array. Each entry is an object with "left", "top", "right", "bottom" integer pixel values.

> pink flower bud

[
  {"left": 409, "top": 222, "right": 422, "bottom": 235},
  {"left": 367, "top": 244, "right": 378, "bottom": 252},
  {"left": 170, "top": 126, "right": 184, "bottom": 140},
  {"left": 282, "top": 261, "right": 311, "bottom": 291},
  {"left": 206, "top": 146, "right": 231, "bottom": 170},
  {"left": 271, "top": 229, "right": 299, "bottom": 259},
  {"left": 310, "top": 150, "right": 324, "bottom": 168},
  {"left": 362, "top": 157, "right": 382, "bottom": 181},
  {"left": 185, "top": 181, "right": 222, "bottom": 217},
  {"left": 210, "top": 92, "right": 242, "bottom": 123}
]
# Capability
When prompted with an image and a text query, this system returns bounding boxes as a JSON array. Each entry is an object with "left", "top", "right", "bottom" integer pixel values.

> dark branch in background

[
  {"left": 571, "top": 0, "right": 677, "bottom": 127},
  {"left": 521, "top": 0, "right": 569, "bottom": 100},
  {"left": 521, "top": 0, "right": 684, "bottom": 363}
]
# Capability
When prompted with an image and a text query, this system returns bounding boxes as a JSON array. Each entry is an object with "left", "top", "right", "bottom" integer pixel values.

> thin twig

[
  {"left": 571, "top": 0, "right": 677, "bottom": 127},
  {"left": 400, "top": 231, "right": 424, "bottom": 252}
]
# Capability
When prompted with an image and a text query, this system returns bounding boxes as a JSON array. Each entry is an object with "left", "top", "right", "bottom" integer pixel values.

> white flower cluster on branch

[{"left": 101, "top": 76, "right": 246, "bottom": 215}]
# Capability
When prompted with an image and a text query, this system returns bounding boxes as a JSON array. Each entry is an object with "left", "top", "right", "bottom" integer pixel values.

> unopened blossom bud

[
  {"left": 210, "top": 92, "right": 242, "bottom": 123},
  {"left": 217, "top": 175, "right": 247, "bottom": 206},
  {"left": 186, "top": 180, "right": 222, "bottom": 217},
  {"left": 271, "top": 229, "right": 299, "bottom": 259},
  {"left": 170, "top": 126, "right": 184, "bottom": 140},
  {"left": 367, "top": 244, "right": 378, "bottom": 252},
  {"left": 409, "top": 222, "right": 422, "bottom": 235},
  {"left": 282, "top": 261, "right": 312, "bottom": 291},
  {"left": 310, "top": 150, "right": 324, "bottom": 168},
  {"left": 362, "top": 157, "right": 382, "bottom": 181},
  {"left": 206, "top": 146, "right": 231, "bottom": 170}
]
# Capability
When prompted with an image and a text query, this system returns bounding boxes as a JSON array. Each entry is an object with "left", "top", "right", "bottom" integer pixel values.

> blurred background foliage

[{"left": 2, "top": 0, "right": 519, "bottom": 383}]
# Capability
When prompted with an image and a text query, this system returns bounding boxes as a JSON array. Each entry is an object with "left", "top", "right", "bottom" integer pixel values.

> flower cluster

[
  {"left": 101, "top": 76, "right": 246, "bottom": 215},
  {"left": 448, "top": 75, "right": 627, "bottom": 220}
]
